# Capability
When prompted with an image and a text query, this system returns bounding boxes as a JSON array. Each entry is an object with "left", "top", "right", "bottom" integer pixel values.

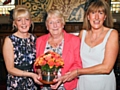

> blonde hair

[
  {"left": 83, "top": 0, "right": 113, "bottom": 30},
  {"left": 45, "top": 9, "right": 65, "bottom": 26},
  {"left": 12, "top": 5, "right": 34, "bottom": 31},
  {"left": 13, "top": 5, "right": 31, "bottom": 20}
]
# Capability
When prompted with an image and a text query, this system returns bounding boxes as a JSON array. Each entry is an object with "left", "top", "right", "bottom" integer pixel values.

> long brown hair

[{"left": 83, "top": 0, "right": 113, "bottom": 30}]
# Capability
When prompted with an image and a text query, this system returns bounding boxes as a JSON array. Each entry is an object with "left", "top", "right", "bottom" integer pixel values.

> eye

[
  {"left": 100, "top": 12, "right": 103, "bottom": 14},
  {"left": 17, "top": 19, "right": 21, "bottom": 22},
  {"left": 57, "top": 20, "right": 60, "bottom": 23},
  {"left": 91, "top": 11, "right": 95, "bottom": 14},
  {"left": 49, "top": 21, "right": 53, "bottom": 24},
  {"left": 26, "top": 18, "right": 30, "bottom": 21}
]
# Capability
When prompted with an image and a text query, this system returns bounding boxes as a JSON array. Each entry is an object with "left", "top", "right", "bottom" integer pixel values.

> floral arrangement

[{"left": 34, "top": 51, "right": 64, "bottom": 72}]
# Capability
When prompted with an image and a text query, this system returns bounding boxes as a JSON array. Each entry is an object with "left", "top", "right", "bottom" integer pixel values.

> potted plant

[{"left": 34, "top": 51, "right": 64, "bottom": 84}]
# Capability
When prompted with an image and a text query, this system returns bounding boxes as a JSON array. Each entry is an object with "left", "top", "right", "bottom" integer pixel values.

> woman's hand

[
  {"left": 51, "top": 69, "right": 79, "bottom": 89},
  {"left": 65, "top": 69, "right": 79, "bottom": 82},
  {"left": 50, "top": 74, "right": 70, "bottom": 89},
  {"left": 36, "top": 69, "right": 42, "bottom": 79},
  {"left": 50, "top": 78, "right": 62, "bottom": 89},
  {"left": 33, "top": 68, "right": 43, "bottom": 85},
  {"left": 31, "top": 73, "right": 43, "bottom": 85}
]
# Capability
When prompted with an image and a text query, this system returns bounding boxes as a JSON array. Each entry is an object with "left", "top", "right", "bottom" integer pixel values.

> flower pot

[
  {"left": 40, "top": 70, "right": 56, "bottom": 84},
  {"left": 42, "top": 71, "right": 55, "bottom": 81}
]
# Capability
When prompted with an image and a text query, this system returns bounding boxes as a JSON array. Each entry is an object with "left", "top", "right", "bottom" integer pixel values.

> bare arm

[
  {"left": 78, "top": 29, "right": 119, "bottom": 75},
  {"left": 3, "top": 37, "right": 42, "bottom": 84},
  {"left": 65, "top": 29, "right": 119, "bottom": 81}
]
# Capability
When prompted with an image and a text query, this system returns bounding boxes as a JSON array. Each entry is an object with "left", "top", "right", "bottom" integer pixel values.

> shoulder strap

[
  {"left": 81, "top": 30, "right": 86, "bottom": 43},
  {"left": 81, "top": 30, "right": 86, "bottom": 49},
  {"left": 103, "top": 29, "right": 113, "bottom": 43},
  {"left": 102, "top": 29, "right": 113, "bottom": 46}
]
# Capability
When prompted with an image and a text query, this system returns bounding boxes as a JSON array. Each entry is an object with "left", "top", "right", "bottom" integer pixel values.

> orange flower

[
  {"left": 38, "top": 58, "right": 47, "bottom": 66},
  {"left": 34, "top": 51, "right": 64, "bottom": 71},
  {"left": 47, "top": 58, "right": 55, "bottom": 68},
  {"left": 55, "top": 59, "right": 64, "bottom": 67},
  {"left": 44, "top": 54, "right": 52, "bottom": 61}
]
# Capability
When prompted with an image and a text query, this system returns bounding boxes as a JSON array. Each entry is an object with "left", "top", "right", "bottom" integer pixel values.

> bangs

[
  {"left": 14, "top": 10, "right": 30, "bottom": 19},
  {"left": 88, "top": 1, "right": 106, "bottom": 13},
  {"left": 46, "top": 10, "right": 65, "bottom": 25},
  {"left": 49, "top": 14, "right": 61, "bottom": 19},
  {"left": 48, "top": 11, "right": 63, "bottom": 19},
  {"left": 89, "top": 6, "right": 105, "bottom": 13}
]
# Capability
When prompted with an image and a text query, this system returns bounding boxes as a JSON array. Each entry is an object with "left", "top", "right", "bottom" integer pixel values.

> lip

[
  {"left": 21, "top": 26, "right": 27, "bottom": 29},
  {"left": 52, "top": 29, "right": 58, "bottom": 31},
  {"left": 93, "top": 20, "right": 100, "bottom": 24}
]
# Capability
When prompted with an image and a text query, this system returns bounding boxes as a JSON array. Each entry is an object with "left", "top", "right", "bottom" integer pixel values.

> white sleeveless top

[{"left": 77, "top": 29, "right": 116, "bottom": 90}]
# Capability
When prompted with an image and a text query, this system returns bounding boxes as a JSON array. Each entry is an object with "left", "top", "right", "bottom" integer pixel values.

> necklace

[
  {"left": 90, "top": 29, "right": 103, "bottom": 44},
  {"left": 48, "top": 36, "right": 63, "bottom": 48},
  {"left": 89, "top": 29, "right": 103, "bottom": 52},
  {"left": 51, "top": 40, "right": 63, "bottom": 47}
]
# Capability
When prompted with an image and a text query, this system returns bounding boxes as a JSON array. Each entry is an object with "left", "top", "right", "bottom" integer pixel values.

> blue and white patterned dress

[{"left": 7, "top": 34, "right": 37, "bottom": 90}]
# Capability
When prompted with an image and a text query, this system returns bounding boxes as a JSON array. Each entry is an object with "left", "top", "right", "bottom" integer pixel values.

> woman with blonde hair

[
  {"left": 35, "top": 9, "right": 82, "bottom": 90},
  {"left": 3, "top": 5, "right": 41, "bottom": 90}
]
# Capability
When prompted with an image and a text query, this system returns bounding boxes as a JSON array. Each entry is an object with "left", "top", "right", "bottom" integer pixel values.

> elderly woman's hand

[
  {"left": 36, "top": 69, "right": 42, "bottom": 78},
  {"left": 34, "top": 69, "right": 43, "bottom": 85},
  {"left": 50, "top": 74, "right": 69, "bottom": 89},
  {"left": 31, "top": 73, "right": 43, "bottom": 85}
]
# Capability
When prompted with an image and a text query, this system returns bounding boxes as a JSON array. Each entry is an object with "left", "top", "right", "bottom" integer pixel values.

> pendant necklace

[
  {"left": 89, "top": 29, "right": 103, "bottom": 52},
  {"left": 49, "top": 37, "right": 63, "bottom": 48}
]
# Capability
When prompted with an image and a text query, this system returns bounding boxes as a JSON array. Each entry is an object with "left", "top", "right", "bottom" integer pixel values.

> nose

[
  {"left": 53, "top": 22, "right": 57, "bottom": 27},
  {"left": 22, "top": 19, "right": 26, "bottom": 24},
  {"left": 95, "top": 13, "right": 99, "bottom": 20}
]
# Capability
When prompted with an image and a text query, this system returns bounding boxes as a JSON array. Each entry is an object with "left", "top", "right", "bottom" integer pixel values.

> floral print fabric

[{"left": 7, "top": 34, "right": 37, "bottom": 90}]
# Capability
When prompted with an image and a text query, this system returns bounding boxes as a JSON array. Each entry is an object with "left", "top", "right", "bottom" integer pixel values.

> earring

[
  {"left": 104, "top": 18, "right": 106, "bottom": 21},
  {"left": 12, "top": 24, "right": 17, "bottom": 31}
]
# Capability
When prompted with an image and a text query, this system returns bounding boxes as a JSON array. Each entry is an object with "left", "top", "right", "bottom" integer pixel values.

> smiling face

[
  {"left": 14, "top": 15, "right": 31, "bottom": 33},
  {"left": 13, "top": 6, "right": 32, "bottom": 33},
  {"left": 87, "top": 9, "right": 106, "bottom": 29},
  {"left": 82, "top": 0, "right": 113, "bottom": 30},
  {"left": 13, "top": 9, "right": 31, "bottom": 33},
  {"left": 46, "top": 16, "right": 64, "bottom": 36},
  {"left": 46, "top": 10, "right": 65, "bottom": 37}
]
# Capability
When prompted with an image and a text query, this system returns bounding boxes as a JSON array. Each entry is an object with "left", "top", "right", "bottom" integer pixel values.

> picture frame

[{"left": 16, "top": 0, "right": 86, "bottom": 22}]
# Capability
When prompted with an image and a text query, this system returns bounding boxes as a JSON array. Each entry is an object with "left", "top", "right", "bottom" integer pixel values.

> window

[
  {"left": 111, "top": 0, "right": 120, "bottom": 13},
  {"left": 0, "top": 0, "right": 15, "bottom": 15}
]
